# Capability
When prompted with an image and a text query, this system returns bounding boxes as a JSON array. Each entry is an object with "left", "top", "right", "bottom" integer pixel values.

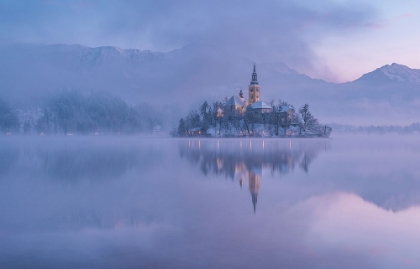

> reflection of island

[
  {"left": 0, "top": 139, "right": 162, "bottom": 182},
  {"left": 180, "top": 139, "right": 330, "bottom": 212}
]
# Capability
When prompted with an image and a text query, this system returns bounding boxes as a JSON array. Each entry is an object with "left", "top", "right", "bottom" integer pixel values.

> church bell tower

[{"left": 248, "top": 64, "right": 261, "bottom": 105}]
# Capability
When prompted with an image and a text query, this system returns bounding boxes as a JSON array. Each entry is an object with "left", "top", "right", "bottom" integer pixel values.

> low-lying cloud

[{"left": 0, "top": 0, "right": 378, "bottom": 79}]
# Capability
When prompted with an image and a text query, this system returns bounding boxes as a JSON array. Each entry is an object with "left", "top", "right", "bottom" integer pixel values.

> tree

[
  {"left": 0, "top": 99, "right": 19, "bottom": 133},
  {"left": 278, "top": 99, "right": 291, "bottom": 106},
  {"left": 244, "top": 106, "right": 257, "bottom": 136},
  {"left": 323, "top": 125, "right": 332, "bottom": 137},
  {"left": 186, "top": 110, "right": 200, "bottom": 133},
  {"left": 298, "top": 104, "right": 317, "bottom": 135},
  {"left": 298, "top": 104, "right": 330, "bottom": 136},
  {"left": 269, "top": 107, "right": 281, "bottom": 136},
  {"left": 200, "top": 101, "right": 211, "bottom": 133},
  {"left": 299, "top": 104, "right": 309, "bottom": 125},
  {"left": 177, "top": 118, "right": 187, "bottom": 136},
  {"left": 212, "top": 101, "right": 224, "bottom": 136}
]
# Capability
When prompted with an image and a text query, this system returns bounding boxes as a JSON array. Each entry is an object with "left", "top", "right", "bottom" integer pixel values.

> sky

[{"left": 0, "top": 0, "right": 419, "bottom": 82}]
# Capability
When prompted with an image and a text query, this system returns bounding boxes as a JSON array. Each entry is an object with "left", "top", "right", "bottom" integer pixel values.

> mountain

[
  {"left": 355, "top": 63, "right": 420, "bottom": 85},
  {"left": 0, "top": 43, "right": 419, "bottom": 124}
]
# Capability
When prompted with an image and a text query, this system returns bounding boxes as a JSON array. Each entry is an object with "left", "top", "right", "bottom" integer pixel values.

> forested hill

[{"left": 0, "top": 91, "right": 174, "bottom": 135}]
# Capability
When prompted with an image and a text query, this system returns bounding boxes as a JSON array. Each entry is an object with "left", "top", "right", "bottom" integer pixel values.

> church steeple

[
  {"left": 251, "top": 192, "right": 258, "bottom": 213},
  {"left": 251, "top": 63, "right": 258, "bottom": 85}
]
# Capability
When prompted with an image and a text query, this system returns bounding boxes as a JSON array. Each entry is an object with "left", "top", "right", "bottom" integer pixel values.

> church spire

[
  {"left": 251, "top": 192, "right": 258, "bottom": 214},
  {"left": 251, "top": 63, "right": 258, "bottom": 85}
]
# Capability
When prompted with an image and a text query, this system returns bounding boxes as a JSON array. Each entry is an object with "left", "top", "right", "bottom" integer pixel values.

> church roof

[
  {"left": 226, "top": 95, "right": 246, "bottom": 107},
  {"left": 251, "top": 101, "right": 271, "bottom": 109}
]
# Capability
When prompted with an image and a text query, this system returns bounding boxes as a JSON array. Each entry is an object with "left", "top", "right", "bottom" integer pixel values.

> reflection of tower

[
  {"left": 248, "top": 64, "right": 261, "bottom": 105},
  {"left": 249, "top": 166, "right": 261, "bottom": 213}
]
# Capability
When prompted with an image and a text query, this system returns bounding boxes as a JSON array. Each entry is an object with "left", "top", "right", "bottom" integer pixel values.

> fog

[{"left": 0, "top": 0, "right": 378, "bottom": 79}]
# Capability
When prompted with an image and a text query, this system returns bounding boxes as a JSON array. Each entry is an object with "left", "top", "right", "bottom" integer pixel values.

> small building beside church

[
  {"left": 276, "top": 105, "right": 295, "bottom": 121},
  {"left": 251, "top": 101, "right": 272, "bottom": 114},
  {"left": 226, "top": 94, "right": 246, "bottom": 114}
]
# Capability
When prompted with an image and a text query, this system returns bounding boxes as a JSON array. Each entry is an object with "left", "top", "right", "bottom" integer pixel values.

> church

[{"left": 226, "top": 64, "right": 273, "bottom": 116}]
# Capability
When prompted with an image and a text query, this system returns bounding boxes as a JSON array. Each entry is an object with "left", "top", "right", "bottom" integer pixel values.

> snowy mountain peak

[
  {"left": 380, "top": 63, "right": 420, "bottom": 83},
  {"left": 357, "top": 63, "right": 420, "bottom": 84}
]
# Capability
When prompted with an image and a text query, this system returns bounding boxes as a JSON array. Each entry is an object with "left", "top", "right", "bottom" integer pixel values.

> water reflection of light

[{"left": 216, "top": 158, "right": 223, "bottom": 170}]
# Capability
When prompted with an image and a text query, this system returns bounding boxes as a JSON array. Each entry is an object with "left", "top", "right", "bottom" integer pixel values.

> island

[{"left": 174, "top": 64, "right": 332, "bottom": 137}]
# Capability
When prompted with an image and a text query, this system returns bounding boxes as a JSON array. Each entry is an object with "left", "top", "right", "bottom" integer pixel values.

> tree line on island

[{"left": 174, "top": 99, "right": 332, "bottom": 137}]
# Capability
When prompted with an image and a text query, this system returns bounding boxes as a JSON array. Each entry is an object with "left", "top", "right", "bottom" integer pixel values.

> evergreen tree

[
  {"left": 0, "top": 99, "right": 19, "bottom": 133},
  {"left": 177, "top": 118, "right": 187, "bottom": 136}
]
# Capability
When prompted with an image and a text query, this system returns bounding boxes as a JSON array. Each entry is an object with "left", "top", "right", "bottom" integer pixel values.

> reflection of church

[
  {"left": 249, "top": 167, "right": 261, "bottom": 213},
  {"left": 180, "top": 139, "right": 329, "bottom": 213},
  {"left": 236, "top": 163, "right": 261, "bottom": 213}
]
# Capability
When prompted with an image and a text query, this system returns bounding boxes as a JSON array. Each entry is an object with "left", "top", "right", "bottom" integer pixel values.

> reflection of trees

[
  {"left": 179, "top": 139, "right": 329, "bottom": 179},
  {"left": 37, "top": 146, "right": 159, "bottom": 181},
  {"left": 3, "top": 140, "right": 162, "bottom": 182}
]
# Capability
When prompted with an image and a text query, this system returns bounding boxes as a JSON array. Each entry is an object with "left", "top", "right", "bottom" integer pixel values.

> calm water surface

[{"left": 1, "top": 135, "right": 420, "bottom": 269}]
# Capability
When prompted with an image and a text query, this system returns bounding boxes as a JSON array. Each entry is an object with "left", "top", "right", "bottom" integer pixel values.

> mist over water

[{"left": 1, "top": 135, "right": 420, "bottom": 269}]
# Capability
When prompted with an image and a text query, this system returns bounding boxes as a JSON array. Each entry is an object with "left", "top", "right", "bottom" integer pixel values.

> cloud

[{"left": 0, "top": 0, "right": 379, "bottom": 78}]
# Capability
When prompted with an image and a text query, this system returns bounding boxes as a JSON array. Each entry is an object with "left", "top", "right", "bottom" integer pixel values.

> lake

[{"left": 1, "top": 135, "right": 420, "bottom": 269}]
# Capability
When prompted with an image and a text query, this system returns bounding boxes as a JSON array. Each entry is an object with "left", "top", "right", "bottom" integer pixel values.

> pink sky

[{"left": 308, "top": 1, "right": 420, "bottom": 82}]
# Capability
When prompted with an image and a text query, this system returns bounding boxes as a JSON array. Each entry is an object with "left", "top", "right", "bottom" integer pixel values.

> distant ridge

[{"left": 355, "top": 63, "right": 420, "bottom": 84}]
